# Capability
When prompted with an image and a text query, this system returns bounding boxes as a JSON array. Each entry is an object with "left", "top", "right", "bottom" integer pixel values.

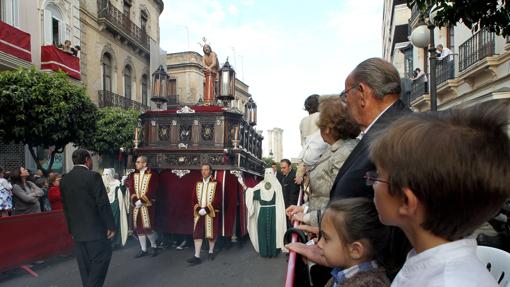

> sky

[{"left": 159, "top": 0, "right": 384, "bottom": 159}]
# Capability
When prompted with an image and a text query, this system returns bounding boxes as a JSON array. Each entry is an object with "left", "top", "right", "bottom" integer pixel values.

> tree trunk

[{"left": 27, "top": 144, "right": 47, "bottom": 176}]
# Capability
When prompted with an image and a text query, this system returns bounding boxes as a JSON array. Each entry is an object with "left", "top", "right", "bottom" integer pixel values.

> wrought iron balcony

[
  {"left": 435, "top": 57, "right": 455, "bottom": 86},
  {"left": 97, "top": 0, "right": 149, "bottom": 52},
  {"left": 410, "top": 75, "right": 428, "bottom": 103},
  {"left": 98, "top": 90, "right": 149, "bottom": 112},
  {"left": 459, "top": 30, "right": 495, "bottom": 72}
]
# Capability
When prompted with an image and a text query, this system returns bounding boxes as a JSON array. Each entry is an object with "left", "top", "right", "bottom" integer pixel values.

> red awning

[
  {"left": 0, "top": 19, "right": 31, "bottom": 62},
  {"left": 41, "top": 45, "right": 80, "bottom": 80}
]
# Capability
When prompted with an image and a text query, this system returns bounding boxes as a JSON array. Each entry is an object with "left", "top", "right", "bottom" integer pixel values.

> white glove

[
  {"left": 135, "top": 200, "right": 142, "bottom": 208},
  {"left": 198, "top": 208, "right": 207, "bottom": 216},
  {"left": 237, "top": 177, "right": 247, "bottom": 189}
]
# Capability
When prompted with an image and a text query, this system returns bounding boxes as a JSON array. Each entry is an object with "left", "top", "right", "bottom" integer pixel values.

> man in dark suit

[
  {"left": 61, "top": 149, "right": 115, "bottom": 287},
  {"left": 330, "top": 58, "right": 411, "bottom": 200},
  {"left": 278, "top": 159, "right": 300, "bottom": 208}
]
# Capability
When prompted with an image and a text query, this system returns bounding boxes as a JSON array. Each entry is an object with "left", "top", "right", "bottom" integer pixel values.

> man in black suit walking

[{"left": 61, "top": 149, "right": 115, "bottom": 287}]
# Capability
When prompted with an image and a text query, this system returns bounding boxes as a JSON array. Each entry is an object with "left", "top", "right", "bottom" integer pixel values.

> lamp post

[
  {"left": 410, "top": 9, "right": 437, "bottom": 112},
  {"left": 150, "top": 65, "right": 169, "bottom": 111}
]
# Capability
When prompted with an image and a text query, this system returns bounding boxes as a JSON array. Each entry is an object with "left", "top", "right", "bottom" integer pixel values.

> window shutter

[
  {"left": 43, "top": 10, "right": 52, "bottom": 45},
  {"left": 59, "top": 21, "right": 66, "bottom": 45}
]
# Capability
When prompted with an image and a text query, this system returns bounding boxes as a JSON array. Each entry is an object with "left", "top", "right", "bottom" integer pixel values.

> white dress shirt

[
  {"left": 391, "top": 239, "right": 497, "bottom": 287},
  {"left": 438, "top": 47, "right": 453, "bottom": 61},
  {"left": 357, "top": 100, "right": 397, "bottom": 140},
  {"left": 200, "top": 176, "right": 211, "bottom": 207}
]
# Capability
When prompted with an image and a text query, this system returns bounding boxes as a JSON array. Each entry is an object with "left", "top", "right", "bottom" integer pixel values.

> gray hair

[
  {"left": 351, "top": 58, "right": 401, "bottom": 100},
  {"left": 137, "top": 156, "right": 148, "bottom": 163}
]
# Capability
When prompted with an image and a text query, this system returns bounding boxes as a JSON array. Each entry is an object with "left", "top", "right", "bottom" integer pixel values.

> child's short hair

[
  {"left": 369, "top": 101, "right": 510, "bottom": 241},
  {"left": 325, "top": 198, "right": 390, "bottom": 266}
]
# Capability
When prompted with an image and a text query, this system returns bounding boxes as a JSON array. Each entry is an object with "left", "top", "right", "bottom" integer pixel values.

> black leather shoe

[
  {"left": 208, "top": 252, "right": 216, "bottom": 261},
  {"left": 187, "top": 256, "right": 201, "bottom": 265},
  {"left": 134, "top": 251, "right": 148, "bottom": 258},
  {"left": 149, "top": 248, "right": 159, "bottom": 257}
]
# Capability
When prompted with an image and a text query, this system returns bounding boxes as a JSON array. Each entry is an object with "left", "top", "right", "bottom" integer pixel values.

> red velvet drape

[{"left": 0, "top": 211, "right": 73, "bottom": 272}]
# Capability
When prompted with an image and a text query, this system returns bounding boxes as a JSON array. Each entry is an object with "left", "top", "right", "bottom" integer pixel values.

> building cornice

[{"left": 153, "top": 0, "right": 164, "bottom": 13}]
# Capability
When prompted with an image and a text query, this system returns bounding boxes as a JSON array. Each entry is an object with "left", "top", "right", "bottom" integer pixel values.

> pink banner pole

[{"left": 284, "top": 186, "right": 304, "bottom": 287}]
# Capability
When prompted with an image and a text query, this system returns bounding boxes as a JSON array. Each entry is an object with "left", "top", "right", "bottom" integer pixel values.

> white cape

[
  {"left": 103, "top": 168, "right": 129, "bottom": 246},
  {"left": 245, "top": 168, "right": 287, "bottom": 253}
]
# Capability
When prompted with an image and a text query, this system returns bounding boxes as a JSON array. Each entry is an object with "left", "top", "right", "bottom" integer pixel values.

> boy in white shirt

[{"left": 367, "top": 102, "right": 510, "bottom": 286}]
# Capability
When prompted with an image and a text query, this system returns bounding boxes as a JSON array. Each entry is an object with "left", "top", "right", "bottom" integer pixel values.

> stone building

[
  {"left": 80, "top": 0, "right": 164, "bottom": 111},
  {"left": 0, "top": 0, "right": 83, "bottom": 172},
  {"left": 266, "top": 128, "right": 283, "bottom": 162},
  {"left": 0, "top": 0, "right": 165, "bottom": 172},
  {"left": 382, "top": 0, "right": 510, "bottom": 111},
  {"left": 165, "top": 51, "right": 252, "bottom": 112}
]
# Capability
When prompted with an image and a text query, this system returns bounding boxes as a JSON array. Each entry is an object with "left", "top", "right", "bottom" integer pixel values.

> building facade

[
  {"left": 80, "top": 0, "right": 164, "bottom": 112},
  {"left": 0, "top": 0, "right": 165, "bottom": 172},
  {"left": 0, "top": 0, "right": 83, "bottom": 172},
  {"left": 165, "top": 51, "right": 252, "bottom": 112},
  {"left": 266, "top": 128, "right": 283, "bottom": 162},
  {"left": 382, "top": 0, "right": 510, "bottom": 112}
]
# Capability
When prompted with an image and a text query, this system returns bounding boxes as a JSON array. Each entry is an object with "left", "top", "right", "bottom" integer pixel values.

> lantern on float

[
  {"left": 245, "top": 97, "right": 257, "bottom": 126},
  {"left": 151, "top": 65, "right": 169, "bottom": 110},
  {"left": 217, "top": 59, "right": 235, "bottom": 106}
]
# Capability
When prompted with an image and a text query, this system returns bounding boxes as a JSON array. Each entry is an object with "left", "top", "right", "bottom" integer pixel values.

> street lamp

[
  {"left": 410, "top": 8, "right": 437, "bottom": 112},
  {"left": 151, "top": 65, "right": 169, "bottom": 111},
  {"left": 217, "top": 59, "right": 236, "bottom": 107}
]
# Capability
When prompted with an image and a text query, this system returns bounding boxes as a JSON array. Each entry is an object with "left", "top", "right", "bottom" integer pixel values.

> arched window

[
  {"left": 102, "top": 53, "right": 112, "bottom": 92},
  {"left": 123, "top": 0, "right": 131, "bottom": 17},
  {"left": 124, "top": 65, "right": 132, "bottom": 99},
  {"left": 43, "top": 3, "right": 65, "bottom": 45},
  {"left": 141, "top": 74, "right": 148, "bottom": 105}
]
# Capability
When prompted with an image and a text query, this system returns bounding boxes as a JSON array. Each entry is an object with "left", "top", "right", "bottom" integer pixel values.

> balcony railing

[
  {"left": 0, "top": 20, "right": 32, "bottom": 63},
  {"left": 97, "top": 0, "right": 149, "bottom": 51},
  {"left": 459, "top": 30, "right": 495, "bottom": 72},
  {"left": 435, "top": 58, "right": 455, "bottom": 86},
  {"left": 98, "top": 90, "right": 149, "bottom": 112},
  {"left": 41, "top": 45, "right": 80, "bottom": 80},
  {"left": 410, "top": 74, "right": 428, "bottom": 103}
]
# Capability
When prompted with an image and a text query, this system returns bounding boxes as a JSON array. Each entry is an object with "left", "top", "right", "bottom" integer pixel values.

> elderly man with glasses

[{"left": 331, "top": 57, "right": 410, "bottom": 200}]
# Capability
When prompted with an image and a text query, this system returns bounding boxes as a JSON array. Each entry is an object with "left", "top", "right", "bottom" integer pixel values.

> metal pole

[{"left": 428, "top": 22, "right": 437, "bottom": 111}]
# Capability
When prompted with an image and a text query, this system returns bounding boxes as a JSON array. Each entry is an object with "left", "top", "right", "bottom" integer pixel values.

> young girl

[
  {"left": 318, "top": 198, "right": 390, "bottom": 287},
  {"left": 0, "top": 167, "right": 13, "bottom": 217}
]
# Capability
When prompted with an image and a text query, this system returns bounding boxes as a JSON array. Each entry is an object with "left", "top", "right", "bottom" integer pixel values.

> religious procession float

[{"left": 135, "top": 42, "right": 264, "bottom": 239}]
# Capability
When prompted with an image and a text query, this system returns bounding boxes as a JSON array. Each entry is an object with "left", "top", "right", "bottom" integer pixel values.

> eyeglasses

[
  {"left": 364, "top": 170, "right": 389, "bottom": 186},
  {"left": 339, "top": 82, "right": 360, "bottom": 102}
]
